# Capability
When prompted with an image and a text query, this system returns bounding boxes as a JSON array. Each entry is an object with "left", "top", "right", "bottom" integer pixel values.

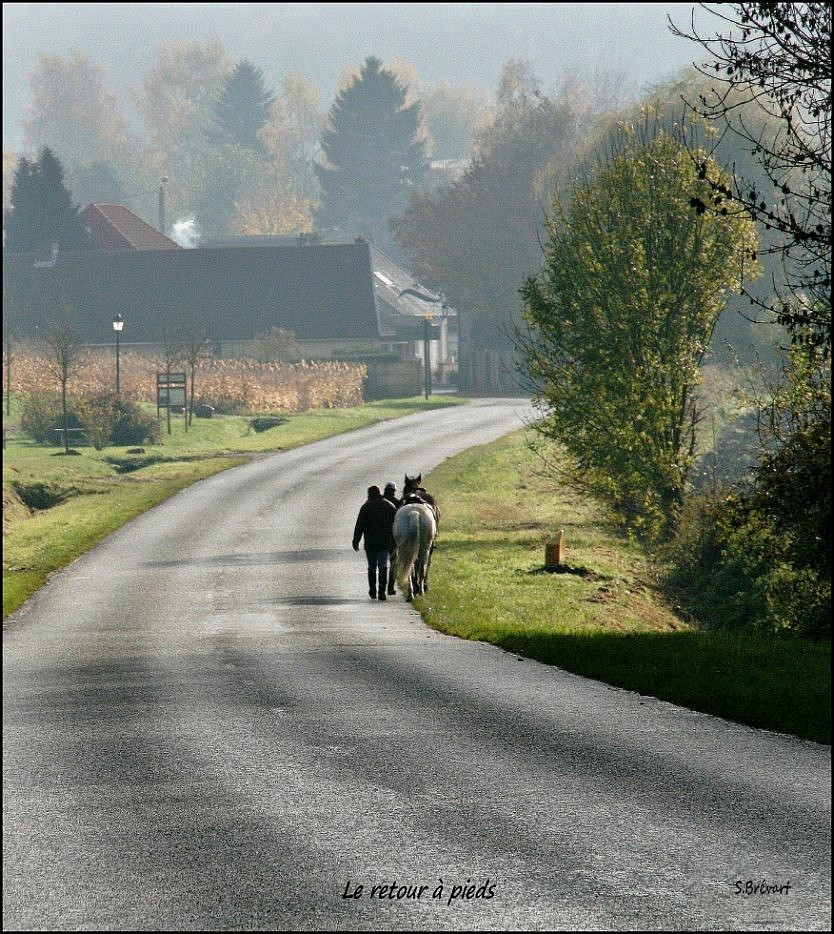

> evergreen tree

[
  {"left": 209, "top": 58, "right": 274, "bottom": 153},
  {"left": 3, "top": 147, "right": 94, "bottom": 253},
  {"left": 314, "top": 56, "right": 428, "bottom": 246}
]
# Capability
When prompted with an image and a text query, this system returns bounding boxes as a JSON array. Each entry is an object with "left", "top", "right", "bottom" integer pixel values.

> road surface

[{"left": 3, "top": 399, "right": 830, "bottom": 930}]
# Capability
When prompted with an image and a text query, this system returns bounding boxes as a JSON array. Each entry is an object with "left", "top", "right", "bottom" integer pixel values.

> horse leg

[{"left": 414, "top": 561, "right": 425, "bottom": 597}]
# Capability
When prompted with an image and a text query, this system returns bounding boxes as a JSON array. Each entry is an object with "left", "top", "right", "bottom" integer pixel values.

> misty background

[
  {"left": 3, "top": 1, "right": 773, "bottom": 368},
  {"left": 3, "top": 2, "right": 714, "bottom": 151}
]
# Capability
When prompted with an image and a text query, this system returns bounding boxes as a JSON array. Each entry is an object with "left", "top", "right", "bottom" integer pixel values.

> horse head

[
  {"left": 403, "top": 474, "right": 422, "bottom": 497},
  {"left": 403, "top": 473, "right": 440, "bottom": 527}
]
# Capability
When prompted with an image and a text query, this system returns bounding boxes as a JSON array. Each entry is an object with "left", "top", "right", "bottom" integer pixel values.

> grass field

[{"left": 413, "top": 431, "right": 830, "bottom": 745}]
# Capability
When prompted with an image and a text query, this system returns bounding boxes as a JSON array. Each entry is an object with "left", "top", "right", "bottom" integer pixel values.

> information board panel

[{"left": 157, "top": 372, "right": 187, "bottom": 412}]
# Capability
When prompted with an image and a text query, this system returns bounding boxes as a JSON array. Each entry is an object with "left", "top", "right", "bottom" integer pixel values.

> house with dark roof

[
  {"left": 4, "top": 204, "right": 456, "bottom": 384},
  {"left": 197, "top": 235, "right": 457, "bottom": 372},
  {"left": 4, "top": 241, "right": 381, "bottom": 355}
]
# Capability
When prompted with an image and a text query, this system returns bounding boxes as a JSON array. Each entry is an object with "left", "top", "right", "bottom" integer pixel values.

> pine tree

[
  {"left": 314, "top": 56, "right": 428, "bottom": 245},
  {"left": 209, "top": 58, "right": 274, "bottom": 152},
  {"left": 3, "top": 147, "right": 94, "bottom": 253}
]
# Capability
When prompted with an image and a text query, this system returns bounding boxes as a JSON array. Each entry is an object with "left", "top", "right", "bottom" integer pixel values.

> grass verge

[
  {"left": 414, "top": 430, "right": 830, "bottom": 745},
  {"left": 3, "top": 395, "right": 464, "bottom": 619}
]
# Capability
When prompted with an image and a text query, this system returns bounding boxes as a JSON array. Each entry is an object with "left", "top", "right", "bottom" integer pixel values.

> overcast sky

[{"left": 2, "top": 2, "right": 719, "bottom": 151}]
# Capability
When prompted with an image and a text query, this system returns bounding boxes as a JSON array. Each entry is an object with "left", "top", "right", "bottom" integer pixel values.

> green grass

[
  {"left": 5, "top": 398, "right": 829, "bottom": 744},
  {"left": 3, "top": 458, "right": 238, "bottom": 616},
  {"left": 414, "top": 431, "right": 830, "bottom": 745},
  {"left": 3, "top": 395, "right": 465, "bottom": 618}
]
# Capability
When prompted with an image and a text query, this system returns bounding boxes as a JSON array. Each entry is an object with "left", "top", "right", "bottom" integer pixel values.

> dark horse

[{"left": 403, "top": 474, "right": 441, "bottom": 527}]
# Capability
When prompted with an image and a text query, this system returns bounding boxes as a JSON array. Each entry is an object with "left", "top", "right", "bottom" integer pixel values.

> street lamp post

[{"left": 113, "top": 313, "right": 124, "bottom": 395}]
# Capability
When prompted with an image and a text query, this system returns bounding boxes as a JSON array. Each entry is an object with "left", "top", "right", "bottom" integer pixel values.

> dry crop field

[{"left": 9, "top": 348, "right": 366, "bottom": 412}]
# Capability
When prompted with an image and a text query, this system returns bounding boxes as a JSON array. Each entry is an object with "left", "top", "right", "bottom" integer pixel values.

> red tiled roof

[{"left": 80, "top": 203, "right": 182, "bottom": 251}]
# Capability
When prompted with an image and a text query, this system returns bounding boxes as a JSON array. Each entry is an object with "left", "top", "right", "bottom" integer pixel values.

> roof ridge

[{"left": 81, "top": 203, "right": 181, "bottom": 251}]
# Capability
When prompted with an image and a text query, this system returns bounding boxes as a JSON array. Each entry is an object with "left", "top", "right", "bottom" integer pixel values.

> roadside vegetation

[
  {"left": 2, "top": 393, "right": 464, "bottom": 619},
  {"left": 414, "top": 431, "right": 830, "bottom": 746},
  {"left": 2, "top": 3, "right": 828, "bottom": 747},
  {"left": 4, "top": 391, "right": 829, "bottom": 745},
  {"left": 513, "top": 14, "right": 831, "bottom": 646}
]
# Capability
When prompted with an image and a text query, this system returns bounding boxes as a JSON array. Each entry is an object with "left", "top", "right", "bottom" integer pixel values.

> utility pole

[
  {"left": 158, "top": 176, "right": 168, "bottom": 235},
  {"left": 423, "top": 316, "right": 432, "bottom": 399}
]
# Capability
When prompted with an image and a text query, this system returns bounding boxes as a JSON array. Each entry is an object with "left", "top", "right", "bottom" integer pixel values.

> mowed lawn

[{"left": 414, "top": 430, "right": 830, "bottom": 745}]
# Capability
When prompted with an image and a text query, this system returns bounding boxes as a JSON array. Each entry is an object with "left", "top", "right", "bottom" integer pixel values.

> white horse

[{"left": 393, "top": 502, "right": 437, "bottom": 602}]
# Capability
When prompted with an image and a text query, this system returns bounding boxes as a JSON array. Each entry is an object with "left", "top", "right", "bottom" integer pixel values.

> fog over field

[{"left": 3, "top": 2, "right": 717, "bottom": 150}]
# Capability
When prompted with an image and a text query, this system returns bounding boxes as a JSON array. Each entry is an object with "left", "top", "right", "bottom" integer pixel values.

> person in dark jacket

[
  {"left": 383, "top": 481, "right": 402, "bottom": 509},
  {"left": 382, "top": 482, "right": 402, "bottom": 595},
  {"left": 352, "top": 485, "right": 397, "bottom": 600}
]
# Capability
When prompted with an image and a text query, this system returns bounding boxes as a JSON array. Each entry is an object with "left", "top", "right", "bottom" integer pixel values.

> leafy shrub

[
  {"left": 753, "top": 403, "right": 831, "bottom": 579},
  {"left": 73, "top": 394, "right": 116, "bottom": 450},
  {"left": 19, "top": 393, "right": 81, "bottom": 443},
  {"left": 110, "top": 398, "right": 160, "bottom": 446},
  {"left": 20, "top": 392, "right": 159, "bottom": 448},
  {"left": 663, "top": 488, "right": 830, "bottom": 640}
]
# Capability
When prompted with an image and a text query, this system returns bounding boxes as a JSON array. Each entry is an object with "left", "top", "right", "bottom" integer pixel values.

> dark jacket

[
  {"left": 353, "top": 493, "right": 396, "bottom": 551},
  {"left": 383, "top": 491, "right": 402, "bottom": 510}
]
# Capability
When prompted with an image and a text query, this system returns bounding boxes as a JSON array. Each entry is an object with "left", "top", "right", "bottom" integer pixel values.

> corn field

[{"left": 5, "top": 348, "right": 366, "bottom": 412}]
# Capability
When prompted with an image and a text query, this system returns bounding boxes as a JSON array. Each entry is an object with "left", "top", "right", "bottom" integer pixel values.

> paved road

[{"left": 3, "top": 399, "right": 830, "bottom": 931}]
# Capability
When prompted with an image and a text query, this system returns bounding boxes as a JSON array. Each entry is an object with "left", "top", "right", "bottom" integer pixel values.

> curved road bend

[{"left": 3, "top": 399, "right": 830, "bottom": 931}]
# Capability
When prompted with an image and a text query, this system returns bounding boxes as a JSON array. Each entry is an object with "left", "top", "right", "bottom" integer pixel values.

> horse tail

[{"left": 394, "top": 509, "right": 422, "bottom": 592}]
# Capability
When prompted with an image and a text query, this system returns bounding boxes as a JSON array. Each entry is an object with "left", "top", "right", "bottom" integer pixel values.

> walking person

[
  {"left": 382, "top": 481, "right": 402, "bottom": 596},
  {"left": 383, "top": 481, "right": 402, "bottom": 510},
  {"left": 352, "top": 485, "right": 397, "bottom": 600}
]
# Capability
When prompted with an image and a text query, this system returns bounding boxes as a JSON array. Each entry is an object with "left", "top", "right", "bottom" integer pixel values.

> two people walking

[{"left": 352, "top": 482, "right": 401, "bottom": 599}]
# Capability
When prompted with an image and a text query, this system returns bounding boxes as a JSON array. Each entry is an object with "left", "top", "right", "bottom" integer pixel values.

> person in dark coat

[
  {"left": 383, "top": 481, "right": 402, "bottom": 509},
  {"left": 352, "top": 485, "right": 397, "bottom": 600},
  {"left": 382, "top": 482, "right": 402, "bottom": 595}
]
